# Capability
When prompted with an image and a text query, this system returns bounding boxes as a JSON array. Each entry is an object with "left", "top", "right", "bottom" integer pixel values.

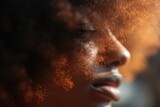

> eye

[
  {"left": 77, "top": 29, "right": 89, "bottom": 36},
  {"left": 75, "top": 24, "right": 95, "bottom": 39}
]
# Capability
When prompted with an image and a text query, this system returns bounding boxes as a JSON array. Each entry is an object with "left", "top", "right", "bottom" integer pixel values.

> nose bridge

[{"left": 105, "top": 30, "right": 131, "bottom": 66}]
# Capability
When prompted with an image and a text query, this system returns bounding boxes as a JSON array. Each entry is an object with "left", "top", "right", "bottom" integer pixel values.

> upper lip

[{"left": 91, "top": 66, "right": 122, "bottom": 88}]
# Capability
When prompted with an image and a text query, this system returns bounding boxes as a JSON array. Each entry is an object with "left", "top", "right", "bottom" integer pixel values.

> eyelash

[
  {"left": 77, "top": 29, "right": 89, "bottom": 34},
  {"left": 75, "top": 29, "right": 91, "bottom": 39},
  {"left": 75, "top": 27, "right": 96, "bottom": 39}
]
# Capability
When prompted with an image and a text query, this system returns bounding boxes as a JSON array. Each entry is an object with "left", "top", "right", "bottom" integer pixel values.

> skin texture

[{"left": 0, "top": 0, "right": 159, "bottom": 107}]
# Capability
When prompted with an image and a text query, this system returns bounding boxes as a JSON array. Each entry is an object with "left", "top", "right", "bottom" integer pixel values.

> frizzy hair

[{"left": 0, "top": 0, "right": 159, "bottom": 106}]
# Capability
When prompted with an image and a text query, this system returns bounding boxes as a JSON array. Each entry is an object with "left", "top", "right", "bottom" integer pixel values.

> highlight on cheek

[{"left": 84, "top": 41, "right": 98, "bottom": 65}]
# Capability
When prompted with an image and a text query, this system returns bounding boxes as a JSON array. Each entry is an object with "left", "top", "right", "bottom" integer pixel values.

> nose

[{"left": 104, "top": 30, "right": 131, "bottom": 67}]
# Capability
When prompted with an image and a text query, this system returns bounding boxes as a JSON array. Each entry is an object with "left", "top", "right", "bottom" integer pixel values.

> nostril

[{"left": 111, "top": 61, "right": 121, "bottom": 67}]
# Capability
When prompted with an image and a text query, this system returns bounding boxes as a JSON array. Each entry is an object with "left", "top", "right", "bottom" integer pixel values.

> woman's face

[
  {"left": 0, "top": 0, "right": 159, "bottom": 107},
  {"left": 38, "top": 8, "right": 131, "bottom": 107}
]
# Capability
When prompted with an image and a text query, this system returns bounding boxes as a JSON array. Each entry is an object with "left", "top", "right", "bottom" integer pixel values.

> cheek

[
  {"left": 42, "top": 41, "right": 99, "bottom": 92},
  {"left": 83, "top": 41, "right": 99, "bottom": 65},
  {"left": 62, "top": 41, "right": 99, "bottom": 85},
  {"left": 42, "top": 43, "right": 96, "bottom": 91}
]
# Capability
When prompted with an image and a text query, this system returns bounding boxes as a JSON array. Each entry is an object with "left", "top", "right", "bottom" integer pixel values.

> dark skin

[{"left": 0, "top": 0, "right": 159, "bottom": 107}]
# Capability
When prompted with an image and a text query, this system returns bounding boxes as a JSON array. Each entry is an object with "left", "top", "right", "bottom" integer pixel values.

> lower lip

[{"left": 89, "top": 85, "right": 121, "bottom": 102}]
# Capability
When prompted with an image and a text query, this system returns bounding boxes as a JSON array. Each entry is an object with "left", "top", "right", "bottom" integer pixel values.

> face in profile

[
  {"left": 0, "top": 0, "right": 159, "bottom": 107},
  {"left": 36, "top": 1, "right": 131, "bottom": 107},
  {"left": 46, "top": 27, "right": 130, "bottom": 107}
]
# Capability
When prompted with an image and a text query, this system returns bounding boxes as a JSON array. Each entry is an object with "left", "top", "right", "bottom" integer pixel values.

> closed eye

[{"left": 75, "top": 24, "right": 96, "bottom": 39}]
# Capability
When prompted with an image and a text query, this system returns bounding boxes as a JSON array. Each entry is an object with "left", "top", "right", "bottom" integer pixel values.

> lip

[{"left": 89, "top": 66, "right": 122, "bottom": 101}]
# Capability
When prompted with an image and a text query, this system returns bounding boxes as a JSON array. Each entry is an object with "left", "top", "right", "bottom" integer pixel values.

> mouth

[{"left": 89, "top": 66, "right": 122, "bottom": 102}]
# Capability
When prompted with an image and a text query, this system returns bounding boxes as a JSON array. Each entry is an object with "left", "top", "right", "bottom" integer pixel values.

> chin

[{"left": 70, "top": 93, "right": 113, "bottom": 107}]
